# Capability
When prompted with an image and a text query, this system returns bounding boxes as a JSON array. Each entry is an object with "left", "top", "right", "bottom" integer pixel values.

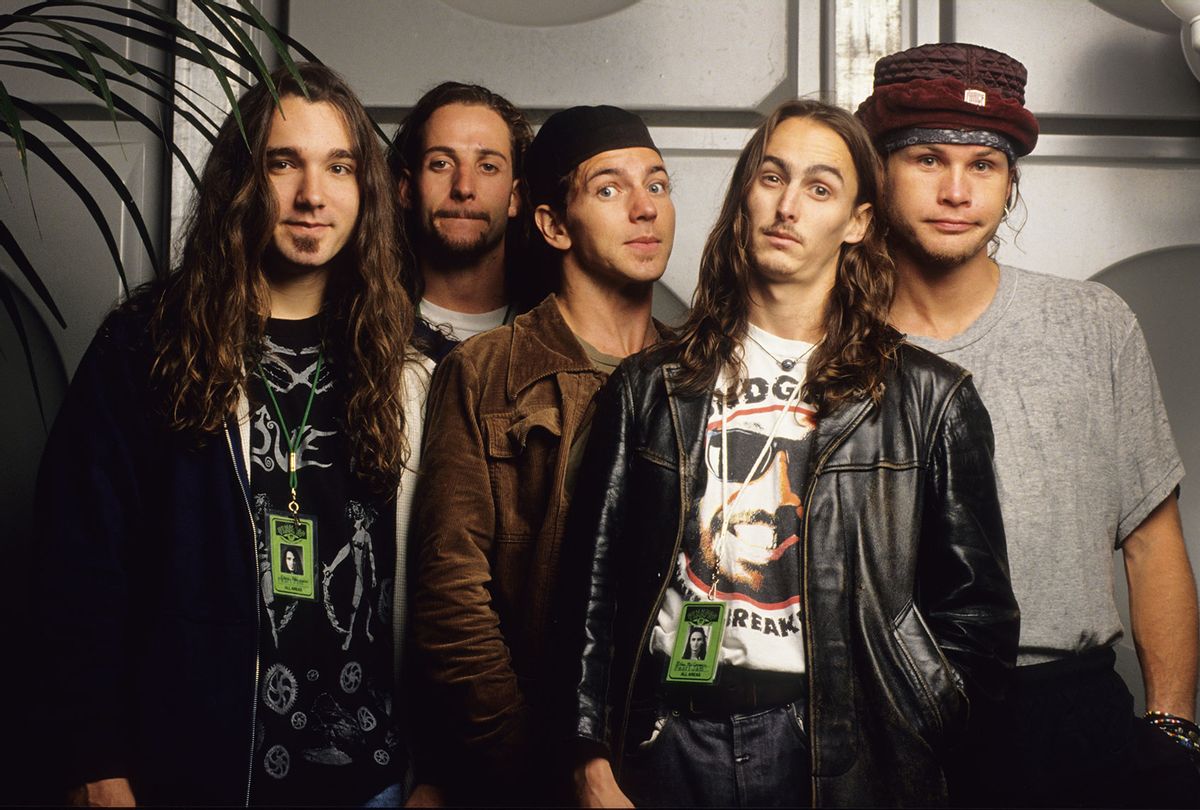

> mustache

[
  {"left": 761, "top": 225, "right": 803, "bottom": 244},
  {"left": 434, "top": 208, "right": 490, "bottom": 222}
]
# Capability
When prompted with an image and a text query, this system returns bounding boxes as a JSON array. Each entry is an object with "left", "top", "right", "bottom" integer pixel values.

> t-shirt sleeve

[{"left": 1114, "top": 317, "right": 1184, "bottom": 545}]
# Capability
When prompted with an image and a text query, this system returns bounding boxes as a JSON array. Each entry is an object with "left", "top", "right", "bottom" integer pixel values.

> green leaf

[
  {"left": 0, "top": 262, "right": 48, "bottom": 429},
  {"left": 0, "top": 54, "right": 209, "bottom": 190},
  {"left": 12, "top": 95, "right": 162, "bottom": 278},
  {"left": 0, "top": 45, "right": 223, "bottom": 143},
  {"left": 223, "top": 3, "right": 322, "bottom": 64},
  {"left": 124, "top": 0, "right": 250, "bottom": 147},
  {"left": 0, "top": 203, "right": 64, "bottom": 327},
  {"left": 197, "top": 1, "right": 278, "bottom": 105},
  {"left": 10, "top": 15, "right": 124, "bottom": 144},
  {"left": 2, "top": 124, "right": 132, "bottom": 296},
  {"left": 16, "top": 11, "right": 247, "bottom": 85},
  {"left": 0, "top": 77, "right": 41, "bottom": 234},
  {"left": 231, "top": 0, "right": 309, "bottom": 99}
]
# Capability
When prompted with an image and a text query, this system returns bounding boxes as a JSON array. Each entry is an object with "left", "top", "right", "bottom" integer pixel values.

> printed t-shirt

[
  {"left": 652, "top": 323, "right": 817, "bottom": 674},
  {"left": 247, "top": 315, "right": 399, "bottom": 805}
]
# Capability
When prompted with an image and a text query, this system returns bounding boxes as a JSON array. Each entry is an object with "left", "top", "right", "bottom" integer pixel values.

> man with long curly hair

[
  {"left": 860, "top": 43, "right": 1200, "bottom": 806},
  {"left": 559, "top": 98, "right": 1018, "bottom": 807},
  {"left": 34, "top": 63, "right": 429, "bottom": 805}
]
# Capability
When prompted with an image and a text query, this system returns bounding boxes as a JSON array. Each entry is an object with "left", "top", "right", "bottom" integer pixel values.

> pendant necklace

[{"left": 745, "top": 330, "right": 817, "bottom": 372}]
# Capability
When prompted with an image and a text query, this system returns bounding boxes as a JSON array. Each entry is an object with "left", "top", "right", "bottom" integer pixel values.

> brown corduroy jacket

[{"left": 409, "top": 294, "right": 609, "bottom": 793}]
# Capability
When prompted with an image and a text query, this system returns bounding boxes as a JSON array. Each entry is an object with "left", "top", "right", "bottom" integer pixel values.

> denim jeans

[
  {"left": 362, "top": 781, "right": 404, "bottom": 807},
  {"left": 621, "top": 702, "right": 812, "bottom": 808}
]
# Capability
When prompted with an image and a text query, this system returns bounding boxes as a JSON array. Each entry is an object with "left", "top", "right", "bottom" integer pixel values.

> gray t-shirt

[{"left": 907, "top": 265, "right": 1183, "bottom": 665}]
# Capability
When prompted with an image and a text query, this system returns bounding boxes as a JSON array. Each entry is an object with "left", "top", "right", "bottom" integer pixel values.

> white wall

[{"left": 2, "top": 0, "right": 1197, "bottom": 714}]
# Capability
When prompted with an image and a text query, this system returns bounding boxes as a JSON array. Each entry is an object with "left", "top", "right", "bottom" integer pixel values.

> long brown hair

[
  {"left": 667, "top": 99, "right": 900, "bottom": 416},
  {"left": 139, "top": 62, "right": 414, "bottom": 493}
]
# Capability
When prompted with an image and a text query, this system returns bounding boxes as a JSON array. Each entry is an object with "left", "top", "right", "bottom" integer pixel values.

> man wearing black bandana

[{"left": 409, "top": 105, "right": 674, "bottom": 805}]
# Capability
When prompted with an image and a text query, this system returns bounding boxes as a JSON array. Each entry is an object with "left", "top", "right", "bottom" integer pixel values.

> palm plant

[{"left": 0, "top": 0, "right": 320, "bottom": 417}]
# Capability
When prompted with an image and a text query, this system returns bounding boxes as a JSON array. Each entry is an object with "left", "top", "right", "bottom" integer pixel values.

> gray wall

[{"left": 2, "top": 0, "right": 1198, "bottom": 725}]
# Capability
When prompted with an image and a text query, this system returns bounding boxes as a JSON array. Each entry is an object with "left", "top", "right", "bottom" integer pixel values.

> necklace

[{"left": 745, "top": 330, "right": 817, "bottom": 372}]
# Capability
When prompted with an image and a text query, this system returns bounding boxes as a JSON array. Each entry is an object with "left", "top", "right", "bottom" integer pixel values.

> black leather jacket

[{"left": 558, "top": 343, "right": 1019, "bottom": 806}]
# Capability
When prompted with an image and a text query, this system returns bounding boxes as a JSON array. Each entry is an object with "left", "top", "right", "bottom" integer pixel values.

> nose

[
  {"left": 775, "top": 183, "right": 802, "bottom": 222},
  {"left": 938, "top": 165, "right": 971, "bottom": 207},
  {"left": 295, "top": 166, "right": 326, "bottom": 209},
  {"left": 629, "top": 185, "right": 658, "bottom": 222},
  {"left": 450, "top": 165, "right": 476, "bottom": 201}
]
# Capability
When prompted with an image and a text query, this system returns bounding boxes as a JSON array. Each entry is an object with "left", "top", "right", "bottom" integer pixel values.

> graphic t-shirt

[
  {"left": 652, "top": 324, "right": 816, "bottom": 674},
  {"left": 247, "top": 316, "right": 399, "bottom": 805}
]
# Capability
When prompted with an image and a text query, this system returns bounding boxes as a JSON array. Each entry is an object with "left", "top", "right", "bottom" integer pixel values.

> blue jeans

[
  {"left": 362, "top": 781, "right": 404, "bottom": 807},
  {"left": 621, "top": 702, "right": 811, "bottom": 807}
]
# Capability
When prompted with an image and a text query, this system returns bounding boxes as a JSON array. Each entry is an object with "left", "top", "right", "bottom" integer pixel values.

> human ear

[
  {"left": 508, "top": 179, "right": 521, "bottom": 219},
  {"left": 844, "top": 202, "right": 872, "bottom": 245},
  {"left": 534, "top": 204, "right": 572, "bottom": 252}
]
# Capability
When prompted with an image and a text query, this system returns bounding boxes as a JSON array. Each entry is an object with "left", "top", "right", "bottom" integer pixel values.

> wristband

[{"left": 1144, "top": 711, "right": 1200, "bottom": 757}]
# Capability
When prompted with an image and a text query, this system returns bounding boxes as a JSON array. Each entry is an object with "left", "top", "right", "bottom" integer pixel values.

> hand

[
  {"left": 405, "top": 782, "right": 447, "bottom": 807},
  {"left": 66, "top": 777, "right": 135, "bottom": 807},
  {"left": 575, "top": 757, "right": 633, "bottom": 808}
]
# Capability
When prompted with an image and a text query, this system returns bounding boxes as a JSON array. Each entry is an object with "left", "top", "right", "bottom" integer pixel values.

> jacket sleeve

[
  {"left": 408, "top": 347, "right": 530, "bottom": 781},
  {"left": 919, "top": 376, "right": 1020, "bottom": 705},
  {"left": 555, "top": 364, "right": 636, "bottom": 755},
  {"left": 34, "top": 317, "right": 148, "bottom": 789}
]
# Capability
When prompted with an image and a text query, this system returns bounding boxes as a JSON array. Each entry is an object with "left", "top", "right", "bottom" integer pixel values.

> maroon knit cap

[{"left": 856, "top": 42, "right": 1039, "bottom": 157}]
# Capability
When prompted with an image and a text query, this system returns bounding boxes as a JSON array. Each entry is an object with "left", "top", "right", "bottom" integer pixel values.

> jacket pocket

[
  {"left": 482, "top": 407, "right": 563, "bottom": 542},
  {"left": 891, "top": 602, "right": 968, "bottom": 746}
]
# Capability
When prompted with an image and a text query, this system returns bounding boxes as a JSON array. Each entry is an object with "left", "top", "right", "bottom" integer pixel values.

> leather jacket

[{"left": 558, "top": 342, "right": 1019, "bottom": 806}]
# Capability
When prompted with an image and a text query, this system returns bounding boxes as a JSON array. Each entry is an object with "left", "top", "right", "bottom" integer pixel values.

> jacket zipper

[
  {"left": 226, "top": 426, "right": 261, "bottom": 806},
  {"left": 615, "top": 384, "right": 692, "bottom": 770},
  {"left": 800, "top": 401, "right": 874, "bottom": 806}
]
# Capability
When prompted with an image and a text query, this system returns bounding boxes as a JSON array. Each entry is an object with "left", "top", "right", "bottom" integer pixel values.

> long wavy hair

[
  {"left": 666, "top": 99, "right": 900, "bottom": 416},
  {"left": 137, "top": 62, "right": 414, "bottom": 493}
]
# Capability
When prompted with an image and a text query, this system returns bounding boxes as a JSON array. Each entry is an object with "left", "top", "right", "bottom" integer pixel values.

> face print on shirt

[{"left": 687, "top": 373, "right": 816, "bottom": 608}]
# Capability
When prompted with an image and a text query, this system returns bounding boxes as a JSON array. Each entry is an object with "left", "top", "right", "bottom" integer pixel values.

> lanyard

[{"left": 257, "top": 350, "right": 324, "bottom": 520}]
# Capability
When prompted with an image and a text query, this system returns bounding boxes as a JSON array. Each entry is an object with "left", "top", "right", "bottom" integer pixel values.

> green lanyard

[{"left": 257, "top": 351, "right": 324, "bottom": 520}]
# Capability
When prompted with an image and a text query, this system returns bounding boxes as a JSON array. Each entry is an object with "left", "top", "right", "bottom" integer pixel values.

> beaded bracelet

[{"left": 1144, "top": 711, "right": 1200, "bottom": 757}]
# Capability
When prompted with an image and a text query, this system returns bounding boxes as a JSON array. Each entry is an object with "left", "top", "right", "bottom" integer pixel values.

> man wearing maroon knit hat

[{"left": 860, "top": 42, "right": 1200, "bottom": 806}]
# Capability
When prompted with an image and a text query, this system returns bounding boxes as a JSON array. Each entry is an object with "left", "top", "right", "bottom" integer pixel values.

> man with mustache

[
  {"left": 409, "top": 105, "right": 674, "bottom": 805},
  {"left": 859, "top": 43, "right": 1200, "bottom": 805},
  {"left": 561, "top": 98, "right": 1017, "bottom": 807},
  {"left": 389, "top": 83, "right": 537, "bottom": 363}
]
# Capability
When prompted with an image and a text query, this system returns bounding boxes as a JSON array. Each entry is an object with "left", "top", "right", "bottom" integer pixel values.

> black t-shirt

[{"left": 246, "top": 315, "right": 399, "bottom": 805}]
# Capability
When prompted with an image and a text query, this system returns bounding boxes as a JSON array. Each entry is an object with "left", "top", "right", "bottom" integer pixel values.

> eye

[
  {"left": 761, "top": 172, "right": 783, "bottom": 186},
  {"left": 330, "top": 163, "right": 354, "bottom": 176},
  {"left": 811, "top": 184, "right": 830, "bottom": 198},
  {"left": 917, "top": 155, "right": 938, "bottom": 167},
  {"left": 972, "top": 160, "right": 994, "bottom": 172},
  {"left": 597, "top": 184, "right": 618, "bottom": 199},
  {"left": 479, "top": 162, "right": 500, "bottom": 174},
  {"left": 268, "top": 159, "right": 293, "bottom": 172},
  {"left": 648, "top": 180, "right": 669, "bottom": 194},
  {"left": 428, "top": 158, "right": 451, "bottom": 171}
]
